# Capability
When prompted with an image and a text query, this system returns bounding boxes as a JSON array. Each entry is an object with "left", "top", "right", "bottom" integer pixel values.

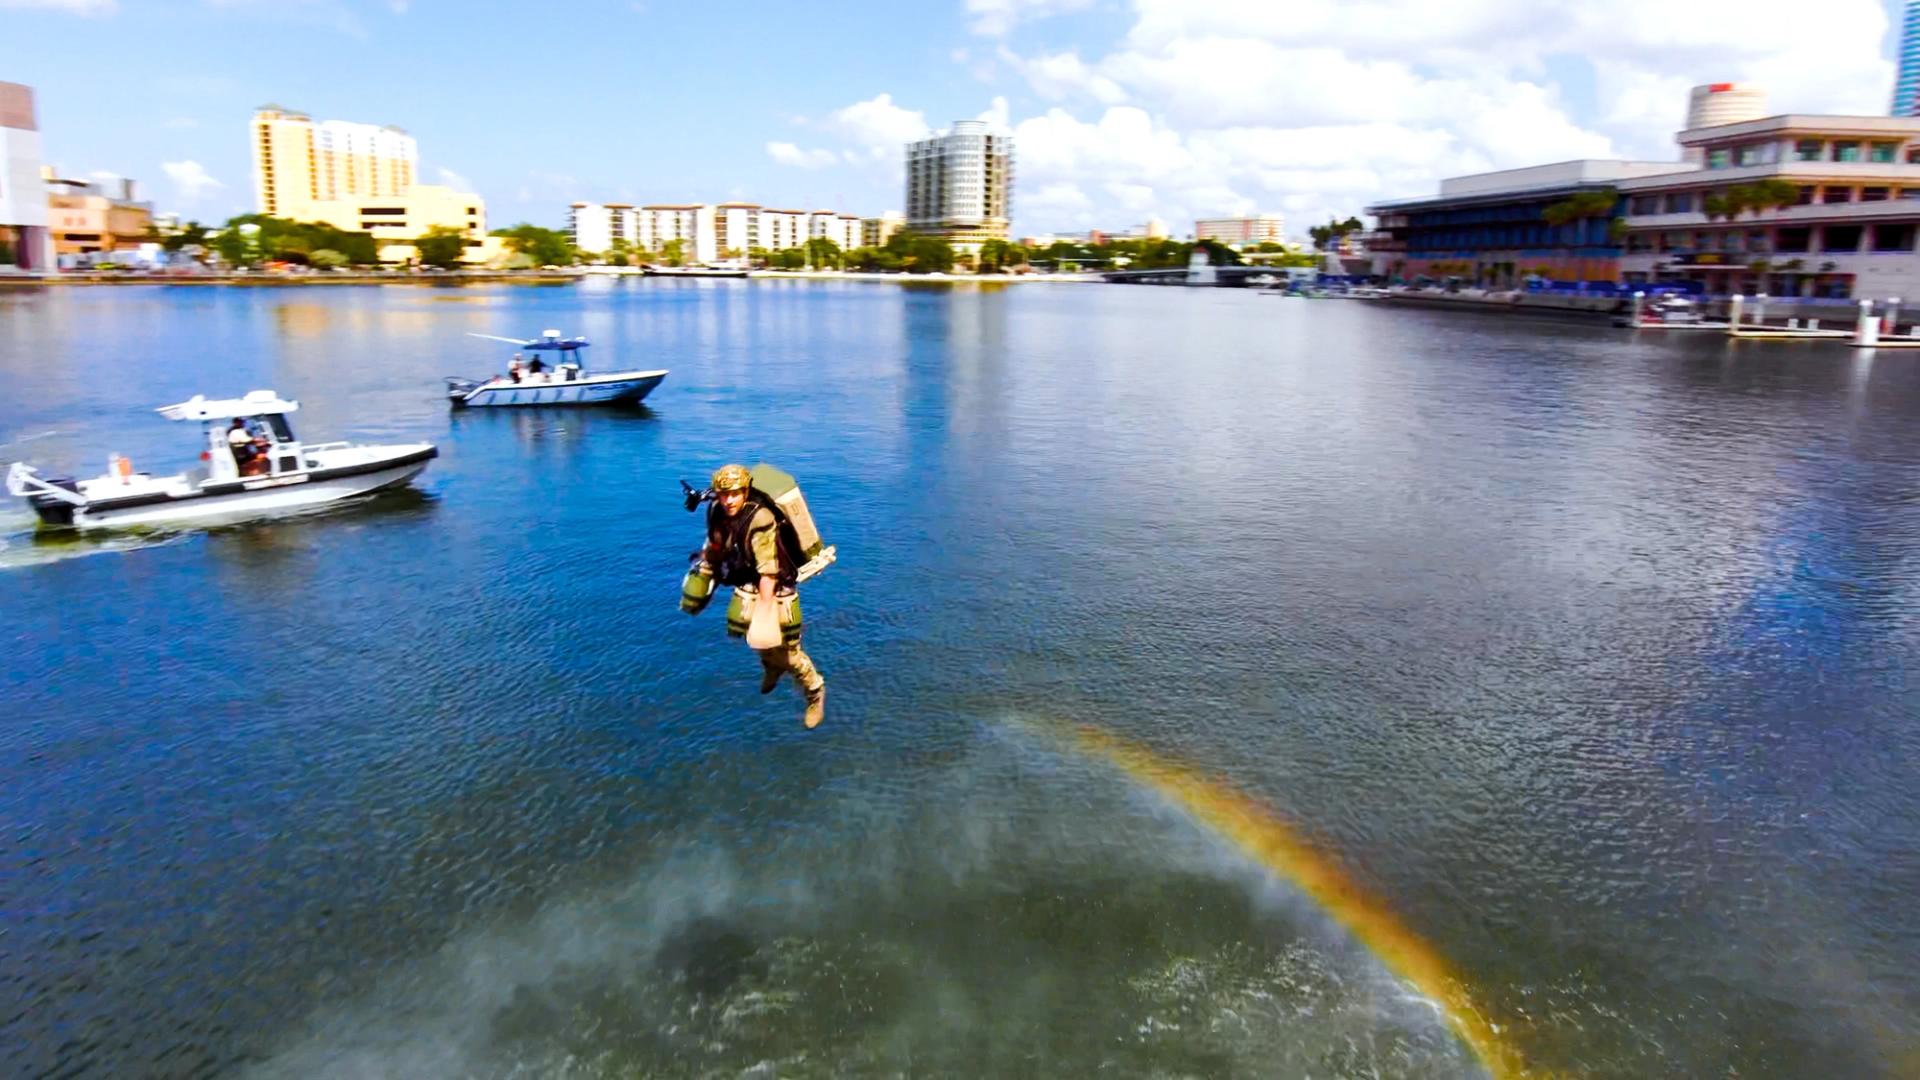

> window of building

[
  {"left": 1901, "top": 187, "right": 1920, "bottom": 200},
  {"left": 360, "top": 207, "right": 405, "bottom": 215},
  {"left": 1796, "top": 185, "right": 1817, "bottom": 205},
  {"left": 1663, "top": 192, "right": 1693, "bottom": 213},
  {"left": 1736, "top": 144, "right": 1764, "bottom": 166},
  {"left": 1861, "top": 186, "right": 1890, "bottom": 202},
  {"left": 1831, "top": 140, "right": 1861, "bottom": 162},
  {"left": 1871, "top": 223, "right": 1915, "bottom": 251},
  {"left": 1747, "top": 230, "right": 1768, "bottom": 253},
  {"left": 1908, "top": 146, "right": 1920, "bottom": 164},
  {"left": 1630, "top": 195, "right": 1661, "bottom": 214},
  {"left": 1821, "top": 186, "right": 1853, "bottom": 203},
  {"left": 1706, "top": 148, "right": 1731, "bottom": 169},
  {"left": 1821, "top": 224, "right": 1863, "bottom": 252},
  {"left": 1795, "top": 139, "right": 1825, "bottom": 161},
  {"left": 1870, "top": 141, "right": 1899, "bottom": 163},
  {"left": 1775, "top": 227, "right": 1811, "bottom": 253}
]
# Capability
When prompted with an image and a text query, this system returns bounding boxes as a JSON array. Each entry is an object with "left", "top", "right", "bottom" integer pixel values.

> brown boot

[{"left": 802, "top": 686, "right": 825, "bottom": 729}]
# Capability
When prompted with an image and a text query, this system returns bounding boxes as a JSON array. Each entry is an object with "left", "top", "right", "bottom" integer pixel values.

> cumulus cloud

[
  {"left": 766, "top": 141, "right": 838, "bottom": 169},
  {"left": 799, "top": 0, "right": 1892, "bottom": 237},
  {"left": 161, "top": 160, "right": 224, "bottom": 202},
  {"left": 829, "top": 93, "right": 932, "bottom": 154}
]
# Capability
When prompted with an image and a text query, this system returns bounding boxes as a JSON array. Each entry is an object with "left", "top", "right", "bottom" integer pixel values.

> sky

[{"left": 0, "top": 0, "right": 1910, "bottom": 240}]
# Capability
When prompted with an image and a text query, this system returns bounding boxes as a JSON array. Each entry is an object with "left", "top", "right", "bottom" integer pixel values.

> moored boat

[
  {"left": 6, "top": 390, "right": 436, "bottom": 530},
  {"left": 445, "top": 330, "right": 667, "bottom": 408}
]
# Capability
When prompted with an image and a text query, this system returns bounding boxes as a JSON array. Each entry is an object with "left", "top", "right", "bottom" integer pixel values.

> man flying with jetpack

[{"left": 680, "top": 463, "right": 833, "bottom": 728}]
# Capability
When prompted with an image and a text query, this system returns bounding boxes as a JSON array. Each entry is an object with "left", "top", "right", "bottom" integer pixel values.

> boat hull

[
  {"left": 41, "top": 450, "right": 435, "bottom": 530},
  {"left": 450, "top": 371, "right": 666, "bottom": 409}
]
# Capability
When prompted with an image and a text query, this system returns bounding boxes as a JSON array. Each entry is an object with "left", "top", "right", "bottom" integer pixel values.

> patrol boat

[
  {"left": 444, "top": 331, "right": 668, "bottom": 408},
  {"left": 5, "top": 390, "right": 437, "bottom": 530}
]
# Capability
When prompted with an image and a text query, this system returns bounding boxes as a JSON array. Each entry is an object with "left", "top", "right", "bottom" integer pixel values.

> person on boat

[
  {"left": 702, "top": 463, "right": 825, "bottom": 728},
  {"left": 526, "top": 355, "right": 547, "bottom": 381},
  {"left": 508, "top": 354, "right": 525, "bottom": 383},
  {"left": 227, "top": 418, "right": 266, "bottom": 475}
]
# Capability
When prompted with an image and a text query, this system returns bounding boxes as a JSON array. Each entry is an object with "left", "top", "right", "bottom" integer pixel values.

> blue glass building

[{"left": 1894, "top": 0, "right": 1920, "bottom": 116}]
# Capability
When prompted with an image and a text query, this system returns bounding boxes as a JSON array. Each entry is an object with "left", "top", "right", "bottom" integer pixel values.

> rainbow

[{"left": 1062, "top": 723, "right": 1534, "bottom": 1080}]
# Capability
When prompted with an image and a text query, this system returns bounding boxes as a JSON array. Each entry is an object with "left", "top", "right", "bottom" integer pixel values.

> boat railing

[
  {"left": 300, "top": 441, "right": 352, "bottom": 455},
  {"left": 5, "top": 462, "right": 87, "bottom": 505}
]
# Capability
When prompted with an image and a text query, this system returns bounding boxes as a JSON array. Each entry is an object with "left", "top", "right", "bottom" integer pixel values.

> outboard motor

[{"left": 28, "top": 476, "right": 81, "bottom": 527}]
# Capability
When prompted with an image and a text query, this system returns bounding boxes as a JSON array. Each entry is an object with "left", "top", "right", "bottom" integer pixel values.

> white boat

[
  {"left": 445, "top": 330, "right": 667, "bottom": 409},
  {"left": 6, "top": 390, "right": 436, "bottom": 530}
]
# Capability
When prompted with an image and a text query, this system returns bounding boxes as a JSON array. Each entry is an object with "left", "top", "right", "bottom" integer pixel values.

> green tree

[
  {"left": 309, "top": 248, "right": 348, "bottom": 268},
  {"left": 804, "top": 235, "right": 842, "bottom": 268},
  {"left": 490, "top": 223, "right": 576, "bottom": 267},
  {"left": 414, "top": 225, "right": 468, "bottom": 268},
  {"left": 881, "top": 230, "right": 956, "bottom": 272},
  {"left": 156, "top": 220, "right": 210, "bottom": 254},
  {"left": 661, "top": 237, "right": 687, "bottom": 266}
]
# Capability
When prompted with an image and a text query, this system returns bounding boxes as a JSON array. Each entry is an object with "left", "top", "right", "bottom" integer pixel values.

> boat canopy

[
  {"left": 469, "top": 330, "right": 589, "bottom": 352},
  {"left": 157, "top": 390, "right": 300, "bottom": 421}
]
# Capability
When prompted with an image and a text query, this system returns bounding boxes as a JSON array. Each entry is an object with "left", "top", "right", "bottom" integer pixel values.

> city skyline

[{"left": 0, "top": 0, "right": 1911, "bottom": 237}]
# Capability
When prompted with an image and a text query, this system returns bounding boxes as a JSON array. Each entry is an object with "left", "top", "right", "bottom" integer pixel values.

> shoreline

[{"left": 0, "top": 268, "right": 1103, "bottom": 287}]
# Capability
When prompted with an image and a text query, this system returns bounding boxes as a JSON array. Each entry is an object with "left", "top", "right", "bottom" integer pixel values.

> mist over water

[{"left": 3, "top": 280, "right": 1918, "bottom": 1076}]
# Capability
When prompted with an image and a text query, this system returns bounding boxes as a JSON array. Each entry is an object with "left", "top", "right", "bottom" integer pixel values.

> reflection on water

[{"left": 3, "top": 281, "right": 1920, "bottom": 1077}]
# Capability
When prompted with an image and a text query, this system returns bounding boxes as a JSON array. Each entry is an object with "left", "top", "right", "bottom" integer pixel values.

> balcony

[{"left": 1624, "top": 197, "right": 1920, "bottom": 229}]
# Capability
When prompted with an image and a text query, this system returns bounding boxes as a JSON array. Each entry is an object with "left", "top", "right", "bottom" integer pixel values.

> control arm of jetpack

[{"left": 680, "top": 480, "right": 714, "bottom": 511}]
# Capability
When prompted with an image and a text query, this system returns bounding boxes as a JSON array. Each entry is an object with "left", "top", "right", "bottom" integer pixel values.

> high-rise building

[
  {"left": 1194, "top": 215, "right": 1286, "bottom": 247},
  {"left": 1897, "top": 2, "right": 1920, "bottom": 116},
  {"left": 905, "top": 119, "right": 1013, "bottom": 251},
  {"left": 250, "top": 105, "right": 482, "bottom": 247},
  {"left": 0, "top": 81, "right": 53, "bottom": 270}
]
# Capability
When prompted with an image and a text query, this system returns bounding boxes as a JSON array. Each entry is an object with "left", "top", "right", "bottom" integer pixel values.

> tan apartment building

[{"left": 251, "top": 105, "right": 486, "bottom": 260}]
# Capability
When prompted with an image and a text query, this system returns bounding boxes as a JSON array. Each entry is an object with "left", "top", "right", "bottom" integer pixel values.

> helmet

[{"left": 711, "top": 463, "right": 753, "bottom": 492}]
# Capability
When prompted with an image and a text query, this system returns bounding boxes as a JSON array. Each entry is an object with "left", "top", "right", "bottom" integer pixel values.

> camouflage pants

[{"left": 758, "top": 640, "right": 824, "bottom": 699}]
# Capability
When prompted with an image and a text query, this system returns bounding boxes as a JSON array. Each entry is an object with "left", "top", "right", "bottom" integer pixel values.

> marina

[{"left": 4, "top": 279, "right": 1918, "bottom": 1077}]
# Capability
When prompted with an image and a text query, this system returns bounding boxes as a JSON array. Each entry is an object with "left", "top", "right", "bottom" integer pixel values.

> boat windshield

[{"left": 254, "top": 414, "right": 295, "bottom": 441}]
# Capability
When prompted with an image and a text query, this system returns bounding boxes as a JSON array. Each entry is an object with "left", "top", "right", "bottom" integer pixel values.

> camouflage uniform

[{"left": 705, "top": 477, "right": 824, "bottom": 724}]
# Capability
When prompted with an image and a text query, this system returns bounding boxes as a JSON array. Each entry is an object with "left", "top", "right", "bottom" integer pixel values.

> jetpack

[{"left": 679, "top": 463, "right": 836, "bottom": 616}]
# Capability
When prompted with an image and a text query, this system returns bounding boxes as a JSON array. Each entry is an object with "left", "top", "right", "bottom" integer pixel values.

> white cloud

[
  {"left": 964, "top": 0, "right": 1091, "bottom": 36},
  {"left": 766, "top": 141, "right": 838, "bottom": 169},
  {"left": 0, "top": 0, "right": 116, "bottom": 13},
  {"left": 799, "top": 0, "right": 1892, "bottom": 237},
  {"left": 436, "top": 166, "right": 474, "bottom": 192},
  {"left": 829, "top": 93, "right": 931, "bottom": 152},
  {"left": 999, "top": 46, "right": 1127, "bottom": 104},
  {"left": 161, "top": 160, "right": 224, "bottom": 202}
]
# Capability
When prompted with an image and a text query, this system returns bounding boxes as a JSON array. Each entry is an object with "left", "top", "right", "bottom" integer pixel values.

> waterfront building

[
  {"left": 568, "top": 202, "right": 637, "bottom": 256},
  {"left": 0, "top": 81, "right": 53, "bottom": 270},
  {"left": 636, "top": 204, "right": 715, "bottom": 264},
  {"left": 1194, "top": 214, "right": 1286, "bottom": 247},
  {"left": 44, "top": 171, "right": 153, "bottom": 259},
  {"left": 906, "top": 119, "right": 1013, "bottom": 252},
  {"left": 1616, "top": 113, "right": 1920, "bottom": 298},
  {"left": 805, "top": 210, "right": 861, "bottom": 252},
  {"left": 757, "top": 208, "right": 807, "bottom": 253},
  {"left": 714, "top": 202, "right": 759, "bottom": 258},
  {"left": 1367, "top": 160, "right": 1680, "bottom": 286},
  {"left": 1897, "top": 2, "right": 1920, "bottom": 116},
  {"left": 250, "top": 105, "right": 485, "bottom": 255},
  {"left": 1684, "top": 84, "right": 1766, "bottom": 163},
  {"left": 862, "top": 210, "right": 904, "bottom": 248}
]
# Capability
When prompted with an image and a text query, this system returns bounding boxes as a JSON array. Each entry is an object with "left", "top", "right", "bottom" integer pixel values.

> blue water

[{"left": 3, "top": 280, "right": 1919, "bottom": 1076}]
